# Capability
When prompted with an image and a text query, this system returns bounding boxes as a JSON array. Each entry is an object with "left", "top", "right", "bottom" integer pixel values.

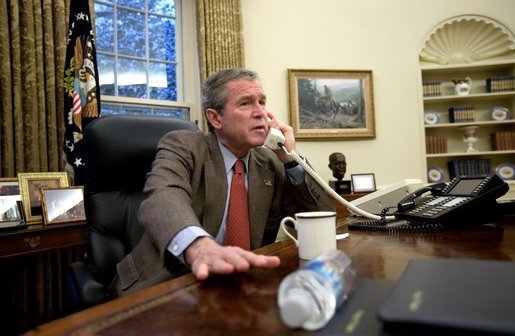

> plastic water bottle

[{"left": 277, "top": 249, "right": 356, "bottom": 330}]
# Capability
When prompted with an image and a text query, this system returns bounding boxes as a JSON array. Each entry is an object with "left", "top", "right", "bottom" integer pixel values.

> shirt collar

[{"left": 217, "top": 140, "right": 250, "bottom": 175}]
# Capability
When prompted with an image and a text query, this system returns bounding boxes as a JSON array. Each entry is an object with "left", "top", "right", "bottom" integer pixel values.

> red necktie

[{"left": 224, "top": 160, "right": 250, "bottom": 250}]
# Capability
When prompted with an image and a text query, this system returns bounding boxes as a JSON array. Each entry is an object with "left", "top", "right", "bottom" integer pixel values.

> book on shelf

[
  {"left": 486, "top": 76, "right": 515, "bottom": 93},
  {"left": 448, "top": 106, "right": 475, "bottom": 123},
  {"left": 426, "top": 135, "right": 447, "bottom": 154},
  {"left": 490, "top": 131, "right": 515, "bottom": 150},
  {"left": 447, "top": 159, "right": 491, "bottom": 179},
  {"left": 422, "top": 81, "right": 442, "bottom": 97}
]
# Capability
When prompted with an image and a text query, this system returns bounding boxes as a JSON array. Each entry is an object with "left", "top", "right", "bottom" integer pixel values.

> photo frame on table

[
  {"left": 0, "top": 178, "right": 20, "bottom": 196},
  {"left": 0, "top": 178, "right": 25, "bottom": 229},
  {"left": 18, "top": 172, "right": 69, "bottom": 224},
  {"left": 288, "top": 69, "right": 375, "bottom": 139},
  {"left": 0, "top": 197, "right": 25, "bottom": 230},
  {"left": 41, "top": 186, "right": 86, "bottom": 225},
  {"left": 351, "top": 173, "right": 377, "bottom": 193}
]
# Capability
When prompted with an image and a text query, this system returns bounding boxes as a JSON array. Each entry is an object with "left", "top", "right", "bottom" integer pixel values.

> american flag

[{"left": 63, "top": 0, "right": 101, "bottom": 185}]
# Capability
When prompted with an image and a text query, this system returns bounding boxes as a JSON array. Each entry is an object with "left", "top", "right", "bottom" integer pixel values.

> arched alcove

[{"left": 419, "top": 15, "right": 515, "bottom": 65}]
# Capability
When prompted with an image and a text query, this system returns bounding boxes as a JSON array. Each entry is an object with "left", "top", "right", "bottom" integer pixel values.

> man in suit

[{"left": 109, "top": 68, "right": 334, "bottom": 297}]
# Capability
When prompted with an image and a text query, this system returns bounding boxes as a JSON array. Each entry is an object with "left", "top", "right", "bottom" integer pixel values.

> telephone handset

[
  {"left": 396, "top": 182, "right": 447, "bottom": 212},
  {"left": 394, "top": 174, "right": 508, "bottom": 226},
  {"left": 263, "top": 128, "right": 286, "bottom": 150},
  {"left": 263, "top": 128, "right": 393, "bottom": 221}
]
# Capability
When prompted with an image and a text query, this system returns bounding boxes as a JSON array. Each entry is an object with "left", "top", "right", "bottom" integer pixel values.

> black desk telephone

[
  {"left": 348, "top": 174, "right": 508, "bottom": 232},
  {"left": 394, "top": 174, "right": 508, "bottom": 226}
]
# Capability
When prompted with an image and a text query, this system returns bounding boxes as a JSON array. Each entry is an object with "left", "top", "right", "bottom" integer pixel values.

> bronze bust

[{"left": 328, "top": 152, "right": 347, "bottom": 181}]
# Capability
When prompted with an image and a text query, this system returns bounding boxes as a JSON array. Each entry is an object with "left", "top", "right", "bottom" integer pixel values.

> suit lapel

[
  {"left": 202, "top": 134, "right": 227, "bottom": 236},
  {"left": 248, "top": 151, "right": 275, "bottom": 249}
]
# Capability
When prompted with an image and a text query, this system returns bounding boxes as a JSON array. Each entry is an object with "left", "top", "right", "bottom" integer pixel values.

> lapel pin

[{"left": 264, "top": 179, "right": 272, "bottom": 186}]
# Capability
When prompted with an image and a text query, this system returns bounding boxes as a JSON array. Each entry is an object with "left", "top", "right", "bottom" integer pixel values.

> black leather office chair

[{"left": 64, "top": 114, "right": 199, "bottom": 312}]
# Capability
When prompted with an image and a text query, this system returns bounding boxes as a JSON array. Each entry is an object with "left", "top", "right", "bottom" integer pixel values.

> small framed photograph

[
  {"left": 288, "top": 69, "right": 375, "bottom": 139},
  {"left": 41, "top": 186, "right": 86, "bottom": 225},
  {"left": 0, "top": 178, "right": 20, "bottom": 196},
  {"left": 0, "top": 196, "right": 25, "bottom": 229},
  {"left": 351, "top": 173, "right": 377, "bottom": 193},
  {"left": 18, "top": 172, "right": 70, "bottom": 224}
]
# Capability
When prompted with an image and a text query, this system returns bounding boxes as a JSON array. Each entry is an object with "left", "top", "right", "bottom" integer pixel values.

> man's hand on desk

[{"left": 184, "top": 237, "right": 281, "bottom": 281}]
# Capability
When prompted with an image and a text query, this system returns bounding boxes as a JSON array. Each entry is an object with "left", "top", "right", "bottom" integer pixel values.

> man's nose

[{"left": 253, "top": 102, "right": 267, "bottom": 117}]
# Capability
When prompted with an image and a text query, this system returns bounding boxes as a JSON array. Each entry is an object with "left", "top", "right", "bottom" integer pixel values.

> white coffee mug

[{"left": 280, "top": 211, "right": 337, "bottom": 260}]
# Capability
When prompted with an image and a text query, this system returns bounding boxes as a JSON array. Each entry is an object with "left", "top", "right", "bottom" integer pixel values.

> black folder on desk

[
  {"left": 378, "top": 259, "right": 515, "bottom": 336},
  {"left": 318, "top": 278, "right": 396, "bottom": 336}
]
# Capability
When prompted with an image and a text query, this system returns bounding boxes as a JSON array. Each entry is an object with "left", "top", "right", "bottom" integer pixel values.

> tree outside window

[{"left": 94, "top": 0, "right": 189, "bottom": 118}]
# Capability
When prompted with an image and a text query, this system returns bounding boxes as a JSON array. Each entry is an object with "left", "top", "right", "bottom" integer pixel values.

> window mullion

[
  {"left": 145, "top": 0, "right": 150, "bottom": 100},
  {"left": 113, "top": 0, "right": 119, "bottom": 97}
]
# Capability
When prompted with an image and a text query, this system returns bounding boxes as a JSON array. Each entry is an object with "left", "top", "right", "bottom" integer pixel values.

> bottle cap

[{"left": 279, "top": 293, "right": 313, "bottom": 328}]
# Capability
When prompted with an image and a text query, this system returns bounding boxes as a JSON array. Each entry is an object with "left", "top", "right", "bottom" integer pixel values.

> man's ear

[{"left": 205, "top": 108, "right": 222, "bottom": 130}]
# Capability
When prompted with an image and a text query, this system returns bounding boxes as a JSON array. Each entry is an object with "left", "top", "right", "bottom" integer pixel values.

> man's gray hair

[{"left": 202, "top": 68, "right": 260, "bottom": 132}]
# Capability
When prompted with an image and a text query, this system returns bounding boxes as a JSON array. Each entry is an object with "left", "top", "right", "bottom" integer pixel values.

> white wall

[{"left": 240, "top": 0, "right": 515, "bottom": 187}]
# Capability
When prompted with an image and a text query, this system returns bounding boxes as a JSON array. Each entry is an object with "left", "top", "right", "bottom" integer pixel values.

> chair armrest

[{"left": 65, "top": 261, "right": 108, "bottom": 312}]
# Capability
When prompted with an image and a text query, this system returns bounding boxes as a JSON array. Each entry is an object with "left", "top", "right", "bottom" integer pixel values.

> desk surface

[{"left": 26, "top": 216, "right": 515, "bottom": 336}]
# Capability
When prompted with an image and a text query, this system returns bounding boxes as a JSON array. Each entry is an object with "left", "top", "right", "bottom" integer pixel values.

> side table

[{"left": 0, "top": 222, "right": 87, "bottom": 335}]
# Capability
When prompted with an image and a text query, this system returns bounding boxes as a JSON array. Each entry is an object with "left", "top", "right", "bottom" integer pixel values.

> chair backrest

[{"left": 83, "top": 114, "right": 198, "bottom": 287}]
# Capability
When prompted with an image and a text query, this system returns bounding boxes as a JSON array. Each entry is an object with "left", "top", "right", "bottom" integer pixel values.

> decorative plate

[
  {"left": 490, "top": 106, "right": 510, "bottom": 121},
  {"left": 427, "top": 166, "right": 445, "bottom": 183},
  {"left": 424, "top": 111, "right": 440, "bottom": 125},
  {"left": 495, "top": 163, "right": 515, "bottom": 180}
]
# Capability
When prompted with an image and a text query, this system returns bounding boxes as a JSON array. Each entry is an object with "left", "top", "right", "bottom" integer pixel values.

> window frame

[{"left": 93, "top": 0, "right": 200, "bottom": 124}]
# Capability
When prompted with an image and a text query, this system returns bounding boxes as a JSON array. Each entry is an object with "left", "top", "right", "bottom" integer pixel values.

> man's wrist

[
  {"left": 184, "top": 236, "right": 216, "bottom": 266},
  {"left": 284, "top": 160, "right": 299, "bottom": 169},
  {"left": 284, "top": 155, "right": 306, "bottom": 170}
]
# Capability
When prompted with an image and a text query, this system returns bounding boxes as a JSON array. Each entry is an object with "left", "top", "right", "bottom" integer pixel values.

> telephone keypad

[{"left": 408, "top": 196, "right": 470, "bottom": 219}]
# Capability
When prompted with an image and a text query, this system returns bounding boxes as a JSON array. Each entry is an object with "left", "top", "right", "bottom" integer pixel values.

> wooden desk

[
  {"left": 25, "top": 216, "right": 515, "bottom": 336},
  {"left": 0, "top": 222, "right": 86, "bottom": 259},
  {"left": 0, "top": 223, "right": 86, "bottom": 335}
]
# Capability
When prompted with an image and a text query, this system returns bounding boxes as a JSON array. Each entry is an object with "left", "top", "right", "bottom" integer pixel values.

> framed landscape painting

[{"left": 288, "top": 69, "right": 376, "bottom": 139}]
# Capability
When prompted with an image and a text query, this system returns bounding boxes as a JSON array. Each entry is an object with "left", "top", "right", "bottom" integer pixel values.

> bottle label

[{"left": 303, "top": 259, "right": 344, "bottom": 303}]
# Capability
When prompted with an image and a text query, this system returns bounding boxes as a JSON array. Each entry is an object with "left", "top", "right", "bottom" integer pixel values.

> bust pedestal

[{"left": 329, "top": 180, "right": 352, "bottom": 194}]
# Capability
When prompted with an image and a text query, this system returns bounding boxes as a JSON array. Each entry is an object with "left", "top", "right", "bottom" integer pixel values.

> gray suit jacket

[{"left": 111, "top": 131, "right": 334, "bottom": 296}]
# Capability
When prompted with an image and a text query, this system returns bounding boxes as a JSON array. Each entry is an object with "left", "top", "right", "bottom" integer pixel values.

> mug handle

[{"left": 280, "top": 216, "right": 298, "bottom": 246}]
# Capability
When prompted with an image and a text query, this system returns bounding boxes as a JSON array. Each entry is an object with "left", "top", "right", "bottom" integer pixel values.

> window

[{"left": 94, "top": 0, "right": 194, "bottom": 120}]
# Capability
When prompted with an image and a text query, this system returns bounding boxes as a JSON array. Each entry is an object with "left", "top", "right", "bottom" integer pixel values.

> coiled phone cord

[
  {"left": 347, "top": 208, "right": 445, "bottom": 232},
  {"left": 281, "top": 146, "right": 396, "bottom": 221}
]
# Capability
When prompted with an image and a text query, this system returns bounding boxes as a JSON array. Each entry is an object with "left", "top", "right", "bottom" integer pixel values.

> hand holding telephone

[{"left": 263, "top": 128, "right": 393, "bottom": 221}]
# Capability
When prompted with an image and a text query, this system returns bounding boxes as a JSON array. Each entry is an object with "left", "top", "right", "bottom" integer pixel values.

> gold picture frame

[
  {"left": 288, "top": 69, "right": 375, "bottom": 139},
  {"left": 41, "top": 186, "right": 86, "bottom": 225},
  {"left": 18, "top": 172, "right": 70, "bottom": 224}
]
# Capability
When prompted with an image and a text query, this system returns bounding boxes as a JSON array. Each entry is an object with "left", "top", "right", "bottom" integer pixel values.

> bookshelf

[
  {"left": 421, "top": 61, "right": 515, "bottom": 190},
  {"left": 418, "top": 16, "right": 515, "bottom": 198}
]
